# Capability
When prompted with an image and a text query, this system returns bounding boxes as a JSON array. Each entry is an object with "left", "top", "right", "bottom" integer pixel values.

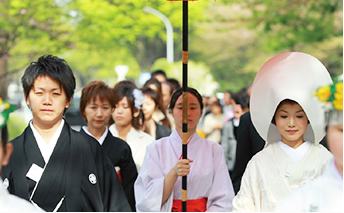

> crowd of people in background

[{"left": 0, "top": 52, "right": 342, "bottom": 212}]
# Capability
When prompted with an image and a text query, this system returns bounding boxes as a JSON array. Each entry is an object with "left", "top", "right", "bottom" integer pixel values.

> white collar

[
  {"left": 30, "top": 119, "right": 65, "bottom": 164},
  {"left": 82, "top": 126, "right": 108, "bottom": 145},
  {"left": 277, "top": 140, "right": 312, "bottom": 163},
  {"left": 0, "top": 178, "right": 9, "bottom": 196}
]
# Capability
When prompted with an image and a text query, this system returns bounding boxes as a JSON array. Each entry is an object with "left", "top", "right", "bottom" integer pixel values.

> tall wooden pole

[{"left": 181, "top": 1, "right": 188, "bottom": 212}]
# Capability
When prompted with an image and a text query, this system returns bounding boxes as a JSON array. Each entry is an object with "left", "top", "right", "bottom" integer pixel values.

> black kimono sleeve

[
  {"left": 80, "top": 129, "right": 138, "bottom": 211},
  {"left": 230, "top": 111, "right": 265, "bottom": 194},
  {"left": 115, "top": 142, "right": 137, "bottom": 211},
  {"left": 75, "top": 131, "right": 132, "bottom": 212}
]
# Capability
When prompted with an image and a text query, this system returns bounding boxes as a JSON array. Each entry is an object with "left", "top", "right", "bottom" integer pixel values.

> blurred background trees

[{"left": 1, "top": 0, "right": 342, "bottom": 96}]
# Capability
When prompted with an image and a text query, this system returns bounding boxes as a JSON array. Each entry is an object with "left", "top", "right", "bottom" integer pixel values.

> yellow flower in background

[
  {"left": 197, "top": 129, "right": 206, "bottom": 138},
  {"left": 0, "top": 97, "right": 17, "bottom": 128},
  {"left": 314, "top": 85, "right": 331, "bottom": 102},
  {"left": 333, "top": 99, "right": 343, "bottom": 110},
  {"left": 314, "top": 75, "right": 343, "bottom": 111},
  {"left": 334, "top": 86, "right": 343, "bottom": 111},
  {"left": 335, "top": 82, "right": 343, "bottom": 93},
  {"left": 4, "top": 102, "right": 10, "bottom": 109}
]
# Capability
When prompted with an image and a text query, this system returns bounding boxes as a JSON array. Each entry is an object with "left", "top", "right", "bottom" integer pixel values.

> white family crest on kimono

[{"left": 134, "top": 130, "right": 235, "bottom": 212}]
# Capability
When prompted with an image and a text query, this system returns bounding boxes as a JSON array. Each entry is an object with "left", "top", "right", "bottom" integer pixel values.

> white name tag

[{"left": 26, "top": 164, "right": 44, "bottom": 183}]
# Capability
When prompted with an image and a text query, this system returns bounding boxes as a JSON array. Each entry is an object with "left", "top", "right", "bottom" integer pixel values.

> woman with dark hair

[
  {"left": 232, "top": 52, "right": 333, "bottom": 211},
  {"left": 134, "top": 87, "right": 235, "bottom": 212},
  {"left": 276, "top": 75, "right": 343, "bottom": 212},
  {"left": 109, "top": 81, "right": 155, "bottom": 172},
  {"left": 143, "top": 77, "right": 172, "bottom": 130},
  {"left": 141, "top": 87, "right": 171, "bottom": 140},
  {"left": 78, "top": 80, "right": 137, "bottom": 211}
]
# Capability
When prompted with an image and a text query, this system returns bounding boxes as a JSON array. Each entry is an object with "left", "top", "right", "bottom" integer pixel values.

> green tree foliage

[
  {"left": 7, "top": 112, "right": 27, "bottom": 141},
  {"left": 66, "top": 0, "right": 209, "bottom": 80},
  {"left": 190, "top": 0, "right": 342, "bottom": 92},
  {"left": 2, "top": 0, "right": 342, "bottom": 96},
  {"left": 0, "top": 0, "right": 74, "bottom": 97},
  {"left": 247, "top": 0, "right": 342, "bottom": 51}
]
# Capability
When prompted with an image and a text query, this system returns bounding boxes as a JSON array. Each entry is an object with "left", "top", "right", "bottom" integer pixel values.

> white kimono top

[
  {"left": 1, "top": 178, "right": 44, "bottom": 212},
  {"left": 202, "top": 113, "right": 224, "bottom": 143},
  {"left": 232, "top": 142, "right": 332, "bottom": 212},
  {"left": 134, "top": 130, "right": 235, "bottom": 212},
  {"left": 109, "top": 125, "right": 155, "bottom": 172},
  {"left": 275, "top": 158, "right": 343, "bottom": 212}
]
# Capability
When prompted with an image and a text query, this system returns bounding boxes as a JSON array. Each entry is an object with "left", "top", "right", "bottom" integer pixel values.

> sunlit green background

[{"left": 1, "top": 0, "right": 342, "bottom": 140}]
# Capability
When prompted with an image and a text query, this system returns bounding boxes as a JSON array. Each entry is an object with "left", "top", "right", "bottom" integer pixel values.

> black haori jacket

[{"left": 1, "top": 120, "right": 131, "bottom": 212}]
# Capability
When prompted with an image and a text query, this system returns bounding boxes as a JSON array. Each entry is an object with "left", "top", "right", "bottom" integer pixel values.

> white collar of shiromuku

[
  {"left": 277, "top": 140, "right": 312, "bottom": 163},
  {"left": 30, "top": 119, "right": 65, "bottom": 164},
  {"left": 82, "top": 126, "right": 108, "bottom": 145}
]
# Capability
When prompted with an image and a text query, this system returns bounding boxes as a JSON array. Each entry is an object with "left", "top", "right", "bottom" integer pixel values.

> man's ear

[
  {"left": 1, "top": 143, "right": 13, "bottom": 167},
  {"left": 24, "top": 93, "right": 30, "bottom": 106},
  {"left": 65, "top": 97, "right": 73, "bottom": 109}
]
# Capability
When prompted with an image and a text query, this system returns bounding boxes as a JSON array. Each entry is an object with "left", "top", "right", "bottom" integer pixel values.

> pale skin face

[
  {"left": 112, "top": 97, "right": 139, "bottom": 139},
  {"left": 142, "top": 95, "right": 156, "bottom": 121},
  {"left": 112, "top": 97, "right": 133, "bottom": 129},
  {"left": 274, "top": 102, "right": 308, "bottom": 148},
  {"left": 152, "top": 74, "right": 166, "bottom": 83},
  {"left": 84, "top": 96, "right": 113, "bottom": 138},
  {"left": 224, "top": 92, "right": 232, "bottom": 106},
  {"left": 327, "top": 124, "right": 343, "bottom": 175},
  {"left": 171, "top": 93, "right": 203, "bottom": 136},
  {"left": 26, "top": 76, "right": 71, "bottom": 130},
  {"left": 161, "top": 83, "right": 172, "bottom": 109},
  {"left": 211, "top": 104, "right": 222, "bottom": 116}
]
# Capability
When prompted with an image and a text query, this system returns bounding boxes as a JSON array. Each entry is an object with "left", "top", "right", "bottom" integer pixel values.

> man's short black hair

[
  {"left": 151, "top": 70, "right": 167, "bottom": 78},
  {"left": 21, "top": 55, "right": 76, "bottom": 102}
]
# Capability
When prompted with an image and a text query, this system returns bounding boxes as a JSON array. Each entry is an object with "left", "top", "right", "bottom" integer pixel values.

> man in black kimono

[{"left": 1, "top": 55, "right": 131, "bottom": 212}]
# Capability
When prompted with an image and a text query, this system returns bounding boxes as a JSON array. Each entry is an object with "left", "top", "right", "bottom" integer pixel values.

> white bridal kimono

[
  {"left": 275, "top": 158, "right": 343, "bottom": 212},
  {"left": 0, "top": 178, "right": 44, "bottom": 212},
  {"left": 232, "top": 142, "right": 332, "bottom": 212},
  {"left": 238, "top": 51, "right": 335, "bottom": 212},
  {"left": 134, "top": 130, "right": 235, "bottom": 212}
]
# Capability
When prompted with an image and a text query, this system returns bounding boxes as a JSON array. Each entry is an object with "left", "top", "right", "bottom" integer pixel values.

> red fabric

[
  {"left": 172, "top": 198, "right": 207, "bottom": 212},
  {"left": 116, "top": 171, "right": 122, "bottom": 184}
]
